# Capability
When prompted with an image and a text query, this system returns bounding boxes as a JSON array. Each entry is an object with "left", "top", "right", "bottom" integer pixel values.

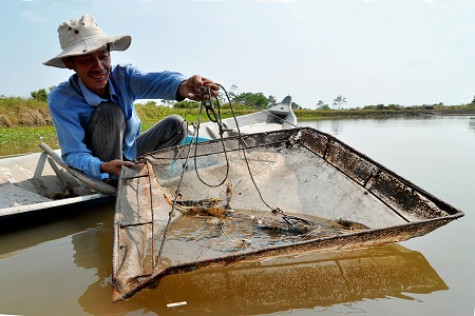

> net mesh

[{"left": 112, "top": 128, "right": 462, "bottom": 300}]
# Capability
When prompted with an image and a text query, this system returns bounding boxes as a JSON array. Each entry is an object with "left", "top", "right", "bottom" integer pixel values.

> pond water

[{"left": 0, "top": 116, "right": 474, "bottom": 315}]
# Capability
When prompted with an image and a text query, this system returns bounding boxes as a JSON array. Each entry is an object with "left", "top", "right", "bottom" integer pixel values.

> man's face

[{"left": 68, "top": 46, "right": 111, "bottom": 97}]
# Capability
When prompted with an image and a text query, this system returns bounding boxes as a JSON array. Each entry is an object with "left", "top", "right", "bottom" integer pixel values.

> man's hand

[
  {"left": 100, "top": 159, "right": 135, "bottom": 177},
  {"left": 178, "top": 75, "right": 219, "bottom": 101}
]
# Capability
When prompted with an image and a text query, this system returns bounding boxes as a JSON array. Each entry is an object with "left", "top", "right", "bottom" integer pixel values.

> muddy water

[{"left": 0, "top": 116, "right": 474, "bottom": 315}]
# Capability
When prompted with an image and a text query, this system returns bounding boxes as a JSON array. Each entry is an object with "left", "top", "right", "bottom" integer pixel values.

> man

[{"left": 44, "top": 14, "right": 218, "bottom": 182}]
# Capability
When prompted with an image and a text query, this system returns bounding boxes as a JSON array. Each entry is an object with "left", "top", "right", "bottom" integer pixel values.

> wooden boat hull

[
  {"left": 0, "top": 146, "right": 114, "bottom": 223},
  {"left": 113, "top": 127, "right": 463, "bottom": 300}
]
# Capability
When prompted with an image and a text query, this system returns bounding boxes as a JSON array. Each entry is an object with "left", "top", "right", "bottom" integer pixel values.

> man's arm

[{"left": 119, "top": 65, "right": 219, "bottom": 102}]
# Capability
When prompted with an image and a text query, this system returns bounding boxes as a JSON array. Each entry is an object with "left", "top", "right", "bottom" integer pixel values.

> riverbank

[
  {"left": 1, "top": 97, "right": 475, "bottom": 155},
  {"left": 2, "top": 97, "right": 475, "bottom": 128},
  {"left": 295, "top": 106, "right": 475, "bottom": 120}
]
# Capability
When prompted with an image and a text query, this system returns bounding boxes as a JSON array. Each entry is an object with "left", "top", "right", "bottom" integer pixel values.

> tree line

[
  {"left": 25, "top": 87, "right": 475, "bottom": 110},
  {"left": 172, "top": 91, "right": 304, "bottom": 110},
  {"left": 28, "top": 87, "right": 354, "bottom": 111},
  {"left": 30, "top": 87, "right": 55, "bottom": 102}
]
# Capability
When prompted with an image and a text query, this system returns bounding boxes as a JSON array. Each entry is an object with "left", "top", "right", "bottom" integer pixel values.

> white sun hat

[{"left": 43, "top": 14, "right": 131, "bottom": 68}]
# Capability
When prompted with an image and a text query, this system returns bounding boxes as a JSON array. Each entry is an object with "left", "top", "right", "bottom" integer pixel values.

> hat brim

[{"left": 43, "top": 34, "right": 131, "bottom": 68}]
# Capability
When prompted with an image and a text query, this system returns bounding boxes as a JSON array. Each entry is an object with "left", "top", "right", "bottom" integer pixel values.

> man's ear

[{"left": 62, "top": 57, "right": 75, "bottom": 70}]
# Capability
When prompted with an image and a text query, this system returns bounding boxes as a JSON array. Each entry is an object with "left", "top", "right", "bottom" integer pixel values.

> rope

[
  {"left": 154, "top": 86, "right": 309, "bottom": 261},
  {"left": 219, "top": 85, "right": 278, "bottom": 212},
  {"left": 188, "top": 84, "right": 278, "bottom": 212},
  {"left": 191, "top": 86, "right": 230, "bottom": 187}
]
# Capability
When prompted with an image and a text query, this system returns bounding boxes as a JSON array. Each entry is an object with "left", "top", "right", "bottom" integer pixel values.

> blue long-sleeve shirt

[{"left": 48, "top": 64, "right": 186, "bottom": 179}]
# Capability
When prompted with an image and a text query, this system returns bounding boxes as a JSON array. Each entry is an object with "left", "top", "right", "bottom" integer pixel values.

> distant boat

[
  {"left": 112, "top": 127, "right": 464, "bottom": 301},
  {"left": 186, "top": 95, "right": 297, "bottom": 142}
]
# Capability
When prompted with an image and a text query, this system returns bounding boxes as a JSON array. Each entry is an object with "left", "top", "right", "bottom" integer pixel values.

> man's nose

[{"left": 91, "top": 56, "right": 105, "bottom": 69}]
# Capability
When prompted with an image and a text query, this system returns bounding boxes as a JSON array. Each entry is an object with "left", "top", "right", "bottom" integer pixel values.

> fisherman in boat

[{"left": 43, "top": 14, "right": 218, "bottom": 184}]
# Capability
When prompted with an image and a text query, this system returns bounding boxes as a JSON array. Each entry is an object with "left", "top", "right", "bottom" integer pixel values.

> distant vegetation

[
  {"left": 1, "top": 90, "right": 475, "bottom": 152},
  {"left": 0, "top": 97, "right": 52, "bottom": 127},
  {"left": 2, "top": 89, "right": 474, "bottom": 128}
]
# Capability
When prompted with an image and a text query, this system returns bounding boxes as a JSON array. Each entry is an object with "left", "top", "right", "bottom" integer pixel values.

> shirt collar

[{"left": 77, "top": 74, "right": 118, "bottom": 106}]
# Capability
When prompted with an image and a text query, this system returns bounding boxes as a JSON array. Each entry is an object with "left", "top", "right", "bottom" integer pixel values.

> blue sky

[{"left": 3, "top": 0, "right": 475, "bottom": 108}]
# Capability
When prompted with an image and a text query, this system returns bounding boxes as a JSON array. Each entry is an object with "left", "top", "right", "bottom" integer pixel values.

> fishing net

[{"left": 112, "top": 127, "right": 462, "bottom": 301}]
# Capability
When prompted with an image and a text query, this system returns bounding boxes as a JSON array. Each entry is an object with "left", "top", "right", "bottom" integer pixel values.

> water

[{"left": 1, "top": 116, "right": 474, "bottom": 315}]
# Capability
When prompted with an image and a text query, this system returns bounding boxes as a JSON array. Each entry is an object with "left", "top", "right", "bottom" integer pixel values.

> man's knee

[
  {"left": 85, "top": 102, "right": 125, "bottom": 160},
  {"left": 167, "top": 114, "right": 187, "bottom": 135},
  {"left": 94, "top": 102, "right": 125, "bottom": 122}
]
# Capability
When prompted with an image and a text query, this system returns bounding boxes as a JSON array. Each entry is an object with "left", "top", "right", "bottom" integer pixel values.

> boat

[
  {"left": 186, "top": 95, "right": 297, "bottom": 141},
  {"left": 0, "top": 98, "right": 295, "bottom": 224},
  {"left": 0, "top": 143, "right": 115, "bottom": 224},
  {"left": 112, "top": 127, "right": 464, "bottom": 301}
]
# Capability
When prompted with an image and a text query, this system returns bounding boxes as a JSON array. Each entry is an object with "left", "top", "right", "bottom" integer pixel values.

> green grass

[
  {"left": 137, "top": 105, "right": 259, "bottom": 130},
  {"left": 1, "top": 96, "right": 474, "bottom": 156},
  {"left": 0, "top": 126, "right": 58, "bottom": 155}
]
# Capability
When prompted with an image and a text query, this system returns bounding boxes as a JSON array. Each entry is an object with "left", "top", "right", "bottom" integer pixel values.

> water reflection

[
  {"left": 329, "top": 119, "right": 342, "bottom": 135},
  {"left": 72, "top": 220, "right": 112, "bottom": 283},
  {"left": 74, "top": 216, "right": 447, "bottom": 315},
  {"left": 304, "top": 119, "right": 343, "bottom": 136},
  {"left": 469, "top": 117, "right": 475, "bottom": 133},
  {"left": 0, "top": 202, "right": 114, "bottom": 259}
]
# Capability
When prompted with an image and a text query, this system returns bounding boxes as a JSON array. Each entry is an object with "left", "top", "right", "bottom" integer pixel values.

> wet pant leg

[
  {"left": 136, "top": 115, "right": 187, "bottom": 156},
  {"left": 85, "top": 101, "right": 125, "bottom": 162}
]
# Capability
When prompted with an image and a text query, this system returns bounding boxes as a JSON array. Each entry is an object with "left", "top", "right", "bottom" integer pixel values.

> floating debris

[{"left": 166, "top": 301, "right": 187, "bottom": 308}]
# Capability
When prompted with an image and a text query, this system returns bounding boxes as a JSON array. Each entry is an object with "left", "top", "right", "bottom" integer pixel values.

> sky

[{"left": 2, "top": 0, "right": 475, "bottom": 109}]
